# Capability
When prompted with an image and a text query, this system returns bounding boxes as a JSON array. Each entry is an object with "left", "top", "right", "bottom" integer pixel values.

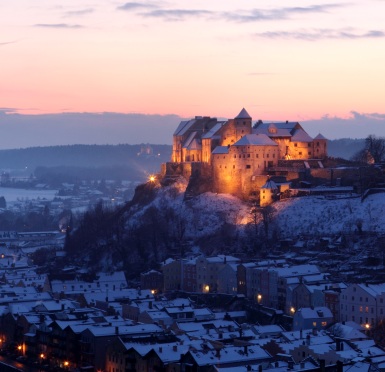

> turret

[
  {"left": 234, "top": 108, "right": 252, "bottom": 141},
  {"left": 313, "top": 133, "right": 328, "bottom": 159}
]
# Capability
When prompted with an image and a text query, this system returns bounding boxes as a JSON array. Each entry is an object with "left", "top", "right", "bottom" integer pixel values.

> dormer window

[{"left": 268, "top": 124, "right": 277, "bottom": 134}]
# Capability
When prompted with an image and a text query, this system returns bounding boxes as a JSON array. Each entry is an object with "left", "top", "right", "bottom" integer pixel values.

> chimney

[
  {"left": 244, "top": 345, "right": 248, "bottom": 356},
  {"left": 215, "top": 348, "right": 221, "bottom": 358},
  {"left": 306, "top": 334, "right": 311, "bottom": 345},
  {"left": 115, "top": 326, "right": 119, "bottom": 335},
  {"left": 336, "top": 360, "right": 343, "bottom": 372},
  {"left": 149, "top": 301, "right": 153, "bottom": 309},
  {"left": 300, "top": 329, "right": 303, "bottom": 339},
  {"left": 288, "top": 360, "right": 294, "bottom": 369},
  {"left": 335, "top": 337, "right": 341, "bottom": 351},
  {"left": 159, "top": 347, "right": 162, "bottom": 353},
  {"left": 319, "top": 359, "right": 325, "bottom": 372},
  {"left": 173, "top": 345, "right": 177, "bottom": 352},
  {"left": 312, "top": 328, "right": 318, "bottom": 336}
]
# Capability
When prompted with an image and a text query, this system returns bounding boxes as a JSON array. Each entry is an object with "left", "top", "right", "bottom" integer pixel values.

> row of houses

[
  {"left": 142, "top": 256, "right": 385, "bottom": 330},
  {"left": 3, "top": 287, "right": 380, "bottom": 371}
]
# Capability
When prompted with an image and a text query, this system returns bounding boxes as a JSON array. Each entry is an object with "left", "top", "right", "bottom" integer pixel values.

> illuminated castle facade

[{"left": 168, "top": 108, "right": 327, "bottom": 199}]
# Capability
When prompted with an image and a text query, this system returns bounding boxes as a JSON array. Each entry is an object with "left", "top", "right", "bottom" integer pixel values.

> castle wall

[
  {"left": 218, "top": 119, "right": 252, "bottom": 147},
  {"left": 183, "top": 148, "right": 201, "bottom": 162},
  {"left": 287, "top": 141, "right": 313, "bottom": 160},
  {"left": 212, "top": 145, "right": 278, "bottom": 198},
  {"left": 172, "top": 136, "right": 183, "bottom": 162},
  {"left": 272, "top": 138, "right": 291, "bottom": 159},
  {"left": 202, "top": 138, "right": 211, "bottom": 163},
  {"left": 271, "top": 138, "right": 326, "bottom": 160},
  {"left": 163, "top": 162, "right": 193, "bottom": 180}
]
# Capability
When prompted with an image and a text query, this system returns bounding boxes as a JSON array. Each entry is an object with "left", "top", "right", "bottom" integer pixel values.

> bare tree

[{"left": 352, "top": 135, "right": 385, "bottom": 163}]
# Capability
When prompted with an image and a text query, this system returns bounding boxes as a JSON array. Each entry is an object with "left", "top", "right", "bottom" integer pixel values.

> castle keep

[{"left": 165, "top": 108, "right": 327, "bottom": 200}]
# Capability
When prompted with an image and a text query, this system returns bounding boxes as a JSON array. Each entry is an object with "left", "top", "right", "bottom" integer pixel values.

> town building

[{"left": 340, "top": 283, "right": 385, "bottom": 327}]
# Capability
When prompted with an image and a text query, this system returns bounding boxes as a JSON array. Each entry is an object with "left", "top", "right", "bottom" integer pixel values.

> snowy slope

[
  {"left": 273, "top": 194, "right": 385, "bottom": 236},
  {"left": 129, "top": 179, "right": 385, "bottom": 242}
]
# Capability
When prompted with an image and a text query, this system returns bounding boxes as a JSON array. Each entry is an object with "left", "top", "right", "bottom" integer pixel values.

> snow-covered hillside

[
  {"left": 273, "top": 193, "right": 385, "bottom": 236},
  {"left": 133, "top": 179, "right": 385, "bottom": 240}
]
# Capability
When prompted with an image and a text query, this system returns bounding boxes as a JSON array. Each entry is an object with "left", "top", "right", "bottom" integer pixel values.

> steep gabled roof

[
  {"left": 314, "top": 133, "right": 327, "bottom": 140},
  {"left": 235, "top": 108, "right": 251, "bottom": 119},
  {"left": 254, "top": 121, "right": 303, "bottom": 138},
  {"left": 233, "top": 133, "right": 278, "bottom": 146},
  {"left": 291, "top": 128, "right": 313, "bottom": 143},
  {"left": 183, "top": 132, "right": 201, "bottom": 150},
  {"left": 186, "top": 138, "right": 201, "bottom": 151},
  {"left": 212, "top": 146, "right": 229, "bottom": 154},
  {"left": 173, "top": 120, "right": 193, "bottom": 136},
  {"left": 261, "top": 179, "right": 278, "bottom": 190},
  {"left": 202, "top": 121, "right": 226, "bottom": 139}
]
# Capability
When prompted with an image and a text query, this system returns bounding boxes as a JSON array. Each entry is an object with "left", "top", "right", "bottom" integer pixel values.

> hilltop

[{"left": 64, "top": 177, "right": 385, "bottom": 277}]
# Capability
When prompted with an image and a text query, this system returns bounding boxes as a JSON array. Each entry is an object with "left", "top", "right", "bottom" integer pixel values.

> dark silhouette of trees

[
  {"left": 352, "top": 135, "right": 385, "bottom": 163},
  {"left": 0, "top": 196, "right": 6, "bottom": 209}
]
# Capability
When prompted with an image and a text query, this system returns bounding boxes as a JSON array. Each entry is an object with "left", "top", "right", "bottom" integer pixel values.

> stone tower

[{"left": 234, "top": 108, "right": 252, "bottom": 142}]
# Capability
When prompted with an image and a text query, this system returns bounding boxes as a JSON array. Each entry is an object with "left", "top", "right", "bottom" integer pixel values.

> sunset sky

[{"left": 1, "top": 0, "right": 384, "bottom": 147}]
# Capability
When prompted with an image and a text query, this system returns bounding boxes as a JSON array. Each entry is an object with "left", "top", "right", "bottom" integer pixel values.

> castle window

[
  {"left": 247, "top": 154, "right": 250, "bottom": 158},
  {"left": 294, "top": 143, "right": 297, "bottom": 147},
  {"left": 308, "top": 143, "right": 311, "bottom": 147},
  {"left": 246, "top": 165, "right": 251, "bottom": 169},
  {"left": 256, "top": 154, "right": 259, "bottom": 158},
  {"left": 234, "top": 155, "right": 236, "bottom": 158},
  {"left": 233, "top": 165, "right": 235, "bottom": 169},
  {"left": 243, "top": 154, "right": 245, "bottom": 158},
  {"left": 308, "top": 152, "right": 311, "bottom": 155},
  {"left": 266, "top": 154, "right": 269, "bottom": 158},
  {"left": 317, "top": 142, "right": 320, "bottom": 146},
  {"left": 299, "top": 152, "right": 302, "bottom": 155},
  {"left": 273, "top": 154, "right": 275, "bottom": 158}
]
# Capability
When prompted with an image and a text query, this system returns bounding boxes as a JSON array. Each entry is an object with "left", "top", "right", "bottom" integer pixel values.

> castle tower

[
  {"left": 260, "top": 178, "right": 278, "bottom": 207},
  {"left": 313, "top": 133, "right": 328, "bottom": 159},
  {"left": 234, "top": 108, "right": 252, "bottom": 142}
]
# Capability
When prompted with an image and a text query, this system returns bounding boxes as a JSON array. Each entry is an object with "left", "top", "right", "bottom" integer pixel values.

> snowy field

[{"left": 0, "top": 187, "right": 58, "bottom": 202}]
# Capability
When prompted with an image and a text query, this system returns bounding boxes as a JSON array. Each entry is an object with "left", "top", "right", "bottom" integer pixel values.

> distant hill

[
  {"left": 0, "top": 144, "right": 172, "bottom": 182},
  {"left": 0, "top": 139, "right": 363, "bottom": 183},
  {"left": 327, "top": 138, "right": 365, "bottom": 160}
]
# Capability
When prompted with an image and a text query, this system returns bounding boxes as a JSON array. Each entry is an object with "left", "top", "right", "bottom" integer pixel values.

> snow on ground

[
  {"left": 273, "top": 193, "right": 385, "bottom": 237},
  {"left": 129, "top": 179, "right": 385, "bottom": 241},
  {"left": 0, "top": 187, "right": 58, "bottom": 202}
]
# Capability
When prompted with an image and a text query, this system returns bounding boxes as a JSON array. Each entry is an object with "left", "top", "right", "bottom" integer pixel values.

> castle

[{"left": 164, "top": 108, "right": 328, "bottom": 202}]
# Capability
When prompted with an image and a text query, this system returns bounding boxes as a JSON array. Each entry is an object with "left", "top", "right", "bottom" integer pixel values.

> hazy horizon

[{"left": 0, "top": 109, "right": 383, "bottom": 150}]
